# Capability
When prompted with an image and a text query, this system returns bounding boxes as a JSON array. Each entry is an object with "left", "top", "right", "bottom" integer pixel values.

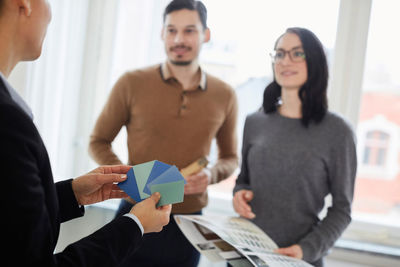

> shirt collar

[
  {"left": 160, "top": 62, "right": 207, "bottom": 91},
  {"left": 0, "top": 71, "right": 34, "bottom": 119}
]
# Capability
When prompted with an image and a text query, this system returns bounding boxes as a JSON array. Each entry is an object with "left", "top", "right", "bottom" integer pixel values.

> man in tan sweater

[{"left": 89, "top": 0, "right": 238, "bottom": 266}]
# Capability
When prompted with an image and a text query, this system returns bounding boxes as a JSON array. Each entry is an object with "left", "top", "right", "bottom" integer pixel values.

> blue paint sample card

[
  {"left": 118, "top": 160, "right": 186, "bottom": 206},
  {"left": 117, "top": 168, "right": 142, "bottom": 202}
]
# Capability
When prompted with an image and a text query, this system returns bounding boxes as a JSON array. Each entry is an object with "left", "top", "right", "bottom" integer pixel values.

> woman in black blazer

[{"left": 0, "top": 0, "right": 171, "bottom": 266}]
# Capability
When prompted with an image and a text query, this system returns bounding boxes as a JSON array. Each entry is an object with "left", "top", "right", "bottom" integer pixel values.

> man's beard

[
  {"left": 170, "top": 59, "right": 192, "bottom": 66},
  {"left": 169, "top": 45, "right": 192, "bottom": 66}
]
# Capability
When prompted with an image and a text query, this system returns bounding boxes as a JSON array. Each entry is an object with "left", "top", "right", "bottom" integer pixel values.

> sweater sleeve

[
  {"left": 210, "top": 89, "right": 239, "bottom": 183},
  {"left": 89, "top": 73, "right": 131, "bottom": 165},
  {"left": 298, "top": 124, "right": 357, "bottom": 262},
  {"left": 233, "top": 116, "right": 252, "bottom": 193}
]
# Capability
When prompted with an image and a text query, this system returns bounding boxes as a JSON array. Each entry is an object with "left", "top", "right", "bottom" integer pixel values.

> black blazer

[{"left": 0, "top": 78, "right": 142, "bottom": 266}]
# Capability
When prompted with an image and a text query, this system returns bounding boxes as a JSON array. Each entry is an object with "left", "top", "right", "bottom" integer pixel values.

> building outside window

[{"left": 363, "top": 130, "right": 390, "bottom": 167}]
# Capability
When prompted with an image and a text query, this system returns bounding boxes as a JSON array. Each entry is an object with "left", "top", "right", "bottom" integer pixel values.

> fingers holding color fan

[{"left": 118, "top": 160, "right": 186, "bottom": 207}]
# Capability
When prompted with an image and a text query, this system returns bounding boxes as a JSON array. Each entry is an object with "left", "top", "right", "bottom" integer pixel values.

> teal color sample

[
  {"left": 150, "top": 180, "right": 185, "bottom": 207},
  {"left": 133, "top": 161, "right": 154, "bottom": 199}
]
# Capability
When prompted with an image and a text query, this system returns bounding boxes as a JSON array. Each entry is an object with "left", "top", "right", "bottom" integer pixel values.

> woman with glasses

[{"left": 232, "top": 27, "right": 357, "bottom": 267}]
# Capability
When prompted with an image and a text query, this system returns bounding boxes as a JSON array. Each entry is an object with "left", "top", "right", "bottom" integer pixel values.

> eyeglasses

[{"left": 269, "top": 48, "right": 306, "bottom": 64}]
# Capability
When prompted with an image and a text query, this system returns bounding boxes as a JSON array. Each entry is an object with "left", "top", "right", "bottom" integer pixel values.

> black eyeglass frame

[{"left": 269, "top": 48, "right": 306, "bottom": 63}]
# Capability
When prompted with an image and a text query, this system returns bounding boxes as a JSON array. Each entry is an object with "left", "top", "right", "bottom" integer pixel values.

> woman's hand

[
  {"left": 71, "top": 165, "right": 131, "bottom": 205},
  {"left": 275, "top": 244, "right": 303, "bottom": 259},
  {"left": 130, "top": 192, "right": 172, "bottom": 233},
  {"left": 232, "top": 189, "right": 255, "bottom": 219}
]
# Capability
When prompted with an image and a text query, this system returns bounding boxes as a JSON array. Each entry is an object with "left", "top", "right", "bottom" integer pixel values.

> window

[
  {"left": 346, "top": 0, "right": 400, "bottom": 250},
  {"left": 363, "top": 130, "right": 390, "bottom": 167}
]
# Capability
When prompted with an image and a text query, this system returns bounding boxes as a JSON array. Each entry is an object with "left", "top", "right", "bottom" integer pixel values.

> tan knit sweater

[{"left": 89, "top": 64, "right": 238, "bottom": 213}]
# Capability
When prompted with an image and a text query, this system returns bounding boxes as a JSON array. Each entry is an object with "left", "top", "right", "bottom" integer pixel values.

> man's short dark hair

[
  {"left": 0, "top": 0, "right": 4, "bottom": 15},
  {"left": 163, "top": 0, "right": 208, "bottom": 29}
]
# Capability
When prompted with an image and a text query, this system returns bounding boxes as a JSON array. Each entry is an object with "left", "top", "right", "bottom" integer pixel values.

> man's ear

[
  {"left": 161, "top": 27, "right": 165, "bottom": 41},
  {"left": 17, "top": 0, "right": 32, "bottom": 17},
  {"left": 203, "top": 28, "right": 210, "bottom": 43}
]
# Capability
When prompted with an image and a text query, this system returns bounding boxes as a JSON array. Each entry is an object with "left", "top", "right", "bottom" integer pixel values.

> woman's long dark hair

[{"left": 263, "top": 27, "right": 328, "bottom": 127}]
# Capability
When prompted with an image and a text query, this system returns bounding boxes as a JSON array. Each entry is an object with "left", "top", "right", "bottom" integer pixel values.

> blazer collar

[{"left": 0, "top": 72, "right": 33, "bottom": 119}]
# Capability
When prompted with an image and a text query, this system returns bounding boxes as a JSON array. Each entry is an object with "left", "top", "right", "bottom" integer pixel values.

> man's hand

[
  {"left": 184, "top": 170, "right": 210, "bottom": 195},
  {"left": 275, "top": 244, "right": 303, "bottom": 259},
  {"left": 232, "top": 189, "right": 255, "bottom": 219},
  {"left": 71, "top": 165, "right": 131, "bottom": 206},
  {"left": 130, "top": 192, "right": 171, "bottom": 233}
]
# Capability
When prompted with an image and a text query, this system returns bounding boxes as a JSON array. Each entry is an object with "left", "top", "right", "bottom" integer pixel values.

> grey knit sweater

[{"left": 234, "top": 110, "right": 357, "bottom": 266}]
